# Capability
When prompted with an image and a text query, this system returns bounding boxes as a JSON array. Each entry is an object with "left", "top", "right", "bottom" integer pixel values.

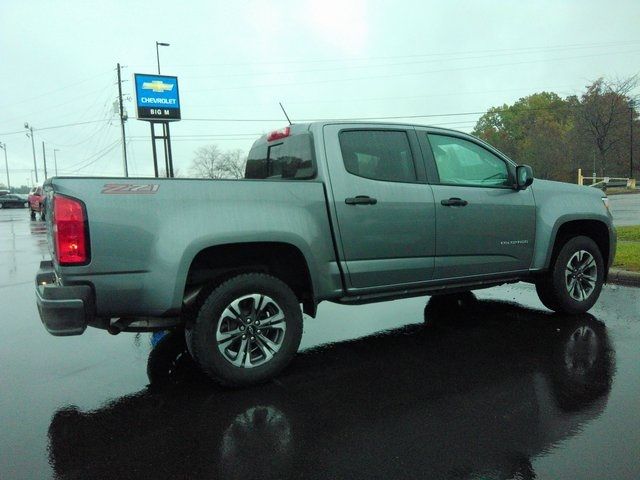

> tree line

[
  {"left": 188, "top": 75, "right": 639, "bottom": 184},
  {"left": 472, "top": 75, "right": 639, "bottom": 182}
]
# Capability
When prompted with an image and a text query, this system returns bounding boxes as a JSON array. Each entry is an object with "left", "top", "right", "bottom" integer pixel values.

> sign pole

[
  {"left": 165, "top": 122, "right": 174, "bottom": 177},
  {"left": 162, "top": 124, "right": 169, "bottom": 177},
  {"left": 150, "top": 123, "right": 159, "bottom": 178},
  {"left": 133, "top": 73, "right": 180, "bottom": 177}
]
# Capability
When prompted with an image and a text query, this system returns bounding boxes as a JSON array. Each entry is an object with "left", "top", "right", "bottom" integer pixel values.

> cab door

[
  {"left": 323, "top": 124, "right": 436, "bottom": 291},
  {"left": 416, "top": 129, "right": 536, "bottom": 279}
]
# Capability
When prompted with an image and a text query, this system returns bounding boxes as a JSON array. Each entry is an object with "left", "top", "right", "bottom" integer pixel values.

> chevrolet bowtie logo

[{"left": 141, "top": 80, "right": 174, "bottom": 93}]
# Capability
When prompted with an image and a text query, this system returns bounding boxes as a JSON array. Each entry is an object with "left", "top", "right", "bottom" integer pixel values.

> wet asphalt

[
  {"left": 0, "top": 207, "right": 639, "bottom": 480},
  {"left": 609, "top": 193, "right": 640, "bottom": 226}
]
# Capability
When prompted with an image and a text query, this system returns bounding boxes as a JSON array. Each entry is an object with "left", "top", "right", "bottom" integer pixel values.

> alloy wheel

[
  {"left": 564, "top": 250, "right": 597, "bottom": 302},
  {"left": 216, "top": 294, "right": 287, "bottom": 368}
]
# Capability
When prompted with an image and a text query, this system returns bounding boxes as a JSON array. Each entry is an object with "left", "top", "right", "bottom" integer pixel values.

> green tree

[
  {"left": 577, "top": 76, "right": 638, "bottom": 177},
  {"left": 472, "top": 76, "right": 639, "bottom": 182},
  {"left": 473, "top": 92, "right": 574, "bottom": 180}
]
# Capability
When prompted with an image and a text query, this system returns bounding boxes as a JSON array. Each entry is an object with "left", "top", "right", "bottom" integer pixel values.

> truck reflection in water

[{"left": 48, "top": 295, "right": 614, "bottom": 480}]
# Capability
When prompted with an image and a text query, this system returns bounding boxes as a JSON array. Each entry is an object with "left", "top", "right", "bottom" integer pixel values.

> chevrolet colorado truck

[{"left": 35, "top": 122, "right": 616, "bottom": 386}]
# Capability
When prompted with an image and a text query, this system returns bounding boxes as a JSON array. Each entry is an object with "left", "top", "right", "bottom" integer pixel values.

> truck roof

[{"left": 251, "top": 121, "right": 471, "bottom": 147}]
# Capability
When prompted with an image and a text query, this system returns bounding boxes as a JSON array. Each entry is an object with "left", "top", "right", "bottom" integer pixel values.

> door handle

[
  {"left": 441, "top": 197, "right": 468, "bottom": 207},
  {"left": 345, "top": 195, "right": 378, "bottom": 205}
]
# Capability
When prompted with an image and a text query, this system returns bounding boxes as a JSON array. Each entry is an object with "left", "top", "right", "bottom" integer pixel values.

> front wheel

[
  {"left": 536, "top": 236, "right": 604, "bottom": 314},
  {"left": 186, "top": 273, "right": 303, "bottom": 387}
]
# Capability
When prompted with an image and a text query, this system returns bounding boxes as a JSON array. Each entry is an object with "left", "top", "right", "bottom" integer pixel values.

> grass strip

[{"left": 613, "top": 241, "right": 640, "bottom": 272}]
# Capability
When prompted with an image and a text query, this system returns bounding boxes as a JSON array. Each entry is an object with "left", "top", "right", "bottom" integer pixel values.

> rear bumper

[{"left": 35, "top": 261, "right": 94, "bottom": 336}]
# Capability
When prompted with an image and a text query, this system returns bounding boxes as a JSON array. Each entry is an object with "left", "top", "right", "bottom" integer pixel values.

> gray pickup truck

[{"left": 36, "top": 121, "right": 616, "bottom": 386}]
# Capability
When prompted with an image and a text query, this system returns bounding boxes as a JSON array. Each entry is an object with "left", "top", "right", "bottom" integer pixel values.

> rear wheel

[
  {"left": 535, "top": 236, "right": 604, "bottom": 314},
  {"left": 186, "top": 273, "right": 303, "bottom": 387}
]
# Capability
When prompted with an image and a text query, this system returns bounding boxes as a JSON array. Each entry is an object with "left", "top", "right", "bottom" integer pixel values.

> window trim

[
  {"left": 338, "top": 128, "right": 425, "bottom": 185},
  {"left": 420, "top": 130, "right": 517, "bottom": 189}
]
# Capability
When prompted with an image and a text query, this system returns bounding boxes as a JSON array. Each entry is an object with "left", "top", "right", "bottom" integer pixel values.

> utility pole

[
  {"left": 42, "top": 142, "right": 48, "bottom": 179},
  {"left": 0, "top": 142, "right": 9, "bottom": 190},
  {"left": 117, "top": 63, "right": 129, "bottom": 177},
  {"left": 53, "top": 149, "right": 59, "bottom": 177},
  {"left": 24, "top": 123, "right": 38, "bottom": 184},
  {"left": 630, "top": 100, "right": 635, "bottom": 180}
]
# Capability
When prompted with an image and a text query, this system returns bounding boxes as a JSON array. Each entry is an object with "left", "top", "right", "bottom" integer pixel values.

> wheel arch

[
  {"left": 181, "top": 241, "right": 317, "bottom": 317},
  {"left": 545, "top": 219, "right": 612, "bottom": 280}
]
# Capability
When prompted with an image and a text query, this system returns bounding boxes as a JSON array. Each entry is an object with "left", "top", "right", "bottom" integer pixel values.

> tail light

[
  {"left": 53, "top": 194, "right": 89, "bottom": 265},
  {"left": 267, "top": 126, "right": 290, "bottom": 142}
]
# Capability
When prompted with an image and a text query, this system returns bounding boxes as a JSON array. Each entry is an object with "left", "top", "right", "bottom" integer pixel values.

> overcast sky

[{"left": 1, "top": 0, "right": 639, "bottom": 183}]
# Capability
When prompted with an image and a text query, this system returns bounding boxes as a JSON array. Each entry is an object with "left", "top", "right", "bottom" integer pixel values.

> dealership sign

[{"left": 134, "top": 74, "right": 181, "bottom": 121}]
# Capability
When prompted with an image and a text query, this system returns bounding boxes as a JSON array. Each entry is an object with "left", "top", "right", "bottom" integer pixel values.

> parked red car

[{"left": 28, "top": 186, "right": 45, "bottom": 220}]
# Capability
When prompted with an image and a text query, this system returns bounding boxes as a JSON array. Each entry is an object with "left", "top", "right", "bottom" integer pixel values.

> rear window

[{"left": 245, "top": 133, "right": 315, "bottom": 180}]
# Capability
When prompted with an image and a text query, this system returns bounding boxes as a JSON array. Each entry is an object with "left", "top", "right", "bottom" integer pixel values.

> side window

[
  {"left": 427, "top": 134, "right": 510, "bottom": 187},
  {"left": 245, "top": 134, "right": 315, "bottom": 180},
  {"left": 339, "top": 130, "right": 417, "bottom": 183}
]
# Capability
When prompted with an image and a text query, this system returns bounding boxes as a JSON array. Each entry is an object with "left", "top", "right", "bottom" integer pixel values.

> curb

[{"left": 608, "top": 268, "right": 640, "bottom": 287}]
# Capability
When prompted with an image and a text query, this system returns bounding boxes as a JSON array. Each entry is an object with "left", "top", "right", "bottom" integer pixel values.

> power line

[
  {"left": 186, "top": 84, "right": 579, "bottom": 110},
  {"left": 186, "top": 49, "right": 640, "bottom": 94},
  {"left": 0, "top": 119, "right": 110, "bottom": 136},
  {"left": 0, "top": 96, "right": 625, "bottom": 142},
  {"left": 187, "top": 42, "right": 640, "bottom": 81},
  {"left": 0, "top": 69, "right": 113, "bottom": 109},
  {"left": 159, "top": 40, "right": 640, "bottom": 68},
  {"left": 128, "top": 133, "right": 262, "bottom": 138},
  {"left": 65, "top": 138, "right": 121, "bottom": 171}
]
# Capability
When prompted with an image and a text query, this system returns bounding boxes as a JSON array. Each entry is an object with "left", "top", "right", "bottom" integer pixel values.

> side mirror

[{"left": 515, "top": 165, "right": 534, "bottom": 190}]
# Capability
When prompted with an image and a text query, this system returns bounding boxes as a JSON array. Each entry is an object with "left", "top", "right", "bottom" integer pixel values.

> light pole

[
  {"left": 0, "top": 142, "right": 9, "bottom": 190},
  {"left": 54, "top": 149, "right": 60, "bottom": 177},
  {"left": 155, "top": 41, "right": 173, "bottom": 178},
  {"left": 24, "top": 122, "right": 38, "bottom": 184},
  {"left": 156, "top": 41, "right": 169, "bottom": 74}
]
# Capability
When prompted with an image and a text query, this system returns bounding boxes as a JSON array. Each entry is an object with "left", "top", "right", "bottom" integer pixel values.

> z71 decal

[{"left": 101, "top": 184, "right": 160, "bottom": 194}]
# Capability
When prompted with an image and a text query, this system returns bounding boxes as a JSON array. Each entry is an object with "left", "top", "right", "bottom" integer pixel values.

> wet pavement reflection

[
  {"left": 47, "top": 299, "right": 615, "bottom": 480},
  {"left": 0, "top": 209, "right": 639, "bottom": 479}
]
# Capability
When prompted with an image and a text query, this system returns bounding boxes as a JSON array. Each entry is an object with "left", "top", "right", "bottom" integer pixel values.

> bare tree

[
  {"left": 219, "top": 149, "right": 247, "bottom": 179},
  {"left": 189, "top": 145, "right": 246, "bottom": 179},
  {"left": 579, "top": 75, "right": 639, "bottom": 176}
]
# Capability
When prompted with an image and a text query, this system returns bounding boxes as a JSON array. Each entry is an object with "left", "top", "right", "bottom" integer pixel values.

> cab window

[
  {"left": 427, "top": 134, "right": 510, "bottom": 187},
  {"left": 339, "top": 130, "right": 417, "bottom": 183}
]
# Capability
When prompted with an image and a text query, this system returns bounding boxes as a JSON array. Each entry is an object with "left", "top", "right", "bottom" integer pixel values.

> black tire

[
  {"left": 535, "top": 236, "right": 604, "bottom": 314},
  {"left": 535, "top": 281, "right": 561, "bottom": 312},
  {"left": 146, "top": 330, "right": 201, "bottom": 388},
  {"left": 186, "top": 273, "right": 303, "bottom": 387}
]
